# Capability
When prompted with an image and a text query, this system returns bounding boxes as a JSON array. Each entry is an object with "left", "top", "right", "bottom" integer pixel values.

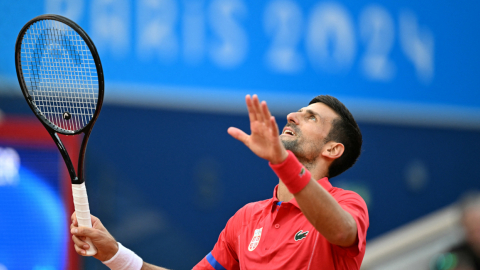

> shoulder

[
  {"left": 330, "top": 187, "right": 369, "bottom": 219},
  {"left": 235, "top": 199, "right": 271, "bottom": 216},
  {"left": 331, "top": 187, "right": 367, "bottom": 205},
  {"left": 230, "top": 199, "right": 271, "bottom": 225}
]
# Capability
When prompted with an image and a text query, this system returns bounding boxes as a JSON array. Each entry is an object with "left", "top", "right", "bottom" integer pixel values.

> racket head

[{"left": 15, "top": 14, "right": 104, "bottom": 135}]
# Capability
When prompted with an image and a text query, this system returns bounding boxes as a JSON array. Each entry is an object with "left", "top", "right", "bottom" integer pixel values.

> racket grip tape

[{"left": 72, "top": 182, "right": 98, "bottom": 256}]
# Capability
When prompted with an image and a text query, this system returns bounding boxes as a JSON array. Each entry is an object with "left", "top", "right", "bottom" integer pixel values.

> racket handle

[{"left": 72, "top": 182, "right": 98, "bottom": 256}]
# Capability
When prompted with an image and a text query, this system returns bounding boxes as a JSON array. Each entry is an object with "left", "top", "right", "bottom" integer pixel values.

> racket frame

[{"left": 14, "top": 14, "right": 105, "bottom": 185}]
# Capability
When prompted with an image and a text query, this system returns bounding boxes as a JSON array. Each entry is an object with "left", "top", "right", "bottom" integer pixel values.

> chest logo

[
  {"left": 248, "top": 227, "right": 263, "bottom": 251},
  {"left": 294, "top": 230, "right": 309, "bottom": 241}
]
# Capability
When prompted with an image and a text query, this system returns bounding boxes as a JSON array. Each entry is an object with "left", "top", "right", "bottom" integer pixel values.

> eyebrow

[{"left": 298, "top": 108, "right": 325, "bottom": 123}]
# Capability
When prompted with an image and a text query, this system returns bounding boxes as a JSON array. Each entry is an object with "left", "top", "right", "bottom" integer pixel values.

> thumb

[{"left": 228, "top": 127, "right": 249, "bottom": 144}]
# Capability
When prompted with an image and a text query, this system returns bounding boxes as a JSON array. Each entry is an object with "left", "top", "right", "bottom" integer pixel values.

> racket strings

[{"left": 20, "top": 19, "right": 99, "bottom": 132}]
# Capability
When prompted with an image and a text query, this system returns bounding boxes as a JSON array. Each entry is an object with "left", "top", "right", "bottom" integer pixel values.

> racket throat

[
  {"left": 77, "top": 128, "right": 93, "bottom": 184},
  {"left": 48, "top": 131, "right": 84, "bottom": 184}
]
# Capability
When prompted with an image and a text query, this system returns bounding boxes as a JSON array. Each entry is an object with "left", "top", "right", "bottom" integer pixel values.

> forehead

[{"left": 301, "top": 102, "right": 339, "bottom": 121}]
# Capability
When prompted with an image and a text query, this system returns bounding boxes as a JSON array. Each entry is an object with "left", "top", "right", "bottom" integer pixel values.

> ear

[{"left": 322, "top": 142, "right": 344, "bottom": 160}]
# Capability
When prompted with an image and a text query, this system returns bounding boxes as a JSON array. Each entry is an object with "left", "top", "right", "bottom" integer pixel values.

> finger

[
  {"left": 70, "top": 222, "right": 78, "bottom": 231},
  {"left": 228, "top": 127, "right": 249, "bottom": 144},
  {"left": 261, "top": 101, "right": 272, "bottom": 127},
  {"left": 72, "top": 234, "right": 89, "bottom": 250},
  {"left": 90, "top": 214, "right": 99, "bottom": 222},
  {"left": 71, "top": 226, "right": 96, "bottom": 238},
  {"left": 252, "top": 95, "right": 264, "bottom": 122},
  {"left": 90, "top": 214, "right": 102, "bottom": 229},
  {"left": 270, "top": 116, "right": 280, "bottom": 137},
  {"left": 245, "top": 95, "right": 257, "bottom": 123},
  {"left": 71, "top": 212, "right": 79, "bottom": 227},
  {"left": 74, "top": 243, "right": 87, "bottom": 256}
]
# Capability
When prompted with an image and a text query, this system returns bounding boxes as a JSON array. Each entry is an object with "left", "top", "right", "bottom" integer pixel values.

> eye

[{"left": 308, "top": 115, "right": 316, "bottom": 121}]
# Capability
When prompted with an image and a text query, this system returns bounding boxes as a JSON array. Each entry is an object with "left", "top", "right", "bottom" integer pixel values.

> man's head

[{"left": 280, "top": 95, "right": 362, "bottom": 178}]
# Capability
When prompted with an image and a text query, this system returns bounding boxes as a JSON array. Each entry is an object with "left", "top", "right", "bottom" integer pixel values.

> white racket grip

[{"left": 72, "top": 182, "right": 98, "bottom": 256}]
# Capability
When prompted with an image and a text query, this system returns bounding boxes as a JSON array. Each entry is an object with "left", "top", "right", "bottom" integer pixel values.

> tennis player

[{"left": 71, "top": 94, "right": 369, "bottom": 270}]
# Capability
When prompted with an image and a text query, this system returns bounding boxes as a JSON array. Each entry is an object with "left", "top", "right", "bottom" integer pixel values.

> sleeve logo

[
  {"left": 294, "top": 230, "right": 309, "bottom": 241},
  {"left": 248, "top": 227, "right": 263, "bottom": 251}
]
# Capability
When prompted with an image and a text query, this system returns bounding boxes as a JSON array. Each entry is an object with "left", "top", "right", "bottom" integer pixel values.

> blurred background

[{"left": 1, "top": 0, "right": 480, "bottom": 269}]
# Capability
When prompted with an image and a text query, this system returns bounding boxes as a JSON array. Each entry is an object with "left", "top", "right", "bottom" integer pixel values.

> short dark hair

[{"left": 309, "top": 95, "right": 362, "bottom": 178}]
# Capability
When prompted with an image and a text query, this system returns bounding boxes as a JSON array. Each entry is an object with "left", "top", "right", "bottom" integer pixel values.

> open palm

[{"left": 228, "top": 95, "right": 288, "bottom": 164}]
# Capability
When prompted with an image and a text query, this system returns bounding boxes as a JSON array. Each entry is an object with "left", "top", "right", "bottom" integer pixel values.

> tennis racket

[{"left": 15, "top": 14, "right": 104, "bottom": 256}]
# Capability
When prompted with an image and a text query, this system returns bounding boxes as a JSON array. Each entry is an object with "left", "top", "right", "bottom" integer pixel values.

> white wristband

[{"left": 102, "top": 242, "right": 143, "bottom": 270}]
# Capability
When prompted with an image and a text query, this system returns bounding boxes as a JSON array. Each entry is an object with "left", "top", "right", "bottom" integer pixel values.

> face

[{"left": 280, "top": 102, "right": 339, "bottom": 164}]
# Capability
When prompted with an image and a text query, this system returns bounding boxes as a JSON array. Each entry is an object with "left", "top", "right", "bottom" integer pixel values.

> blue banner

[{"left": 1, "top": 0, "right": 480, "bottom": 127}]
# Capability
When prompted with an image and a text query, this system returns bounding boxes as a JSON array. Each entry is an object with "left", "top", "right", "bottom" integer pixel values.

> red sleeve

[
  {"left": 334, "top": 190, "right": 369, "bottom": 257},
  {"left": 193, "top": 207, "right": 246, "bottom": 270}
]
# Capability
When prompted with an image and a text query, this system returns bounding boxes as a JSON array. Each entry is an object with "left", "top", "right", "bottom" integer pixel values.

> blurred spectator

[{"left": 430, "top": 193, "right": 480, "bottom": 270}]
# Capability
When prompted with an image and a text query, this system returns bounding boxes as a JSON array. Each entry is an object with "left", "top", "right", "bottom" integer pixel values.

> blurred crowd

[{"left": 431, "top": 193, "right": 480, "bottom": 270}]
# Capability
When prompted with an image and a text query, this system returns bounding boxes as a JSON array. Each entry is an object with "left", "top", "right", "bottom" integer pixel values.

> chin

[{"left": 281, "top": 139, "right": 300, "bottom": 153}]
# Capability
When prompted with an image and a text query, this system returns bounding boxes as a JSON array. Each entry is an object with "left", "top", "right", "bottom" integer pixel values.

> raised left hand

[{"left": 227, "top": 94, "right": 288, "bottom": 164}]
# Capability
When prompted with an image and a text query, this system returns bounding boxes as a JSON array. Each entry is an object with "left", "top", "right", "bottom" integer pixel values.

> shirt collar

[{"left": 272, "top": 177, "right": 332, "bottom": 209}]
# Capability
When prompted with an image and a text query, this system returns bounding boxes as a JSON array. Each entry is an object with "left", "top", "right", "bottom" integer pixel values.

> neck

[
  {"left": 277, "top": 180, "right": 294, "bottom": 202},
  {"left": 304, "top": 158, "right": 329, "bottom": 181}
]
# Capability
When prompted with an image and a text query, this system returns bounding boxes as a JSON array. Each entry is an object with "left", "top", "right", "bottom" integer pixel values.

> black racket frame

[{"left": 15, "top": 14, "right": 104, "bottom": 185}]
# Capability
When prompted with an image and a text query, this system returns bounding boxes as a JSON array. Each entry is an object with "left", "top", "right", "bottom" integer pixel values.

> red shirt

[{"left": 193, "top": 177, "right": 369, "bottom": 270}]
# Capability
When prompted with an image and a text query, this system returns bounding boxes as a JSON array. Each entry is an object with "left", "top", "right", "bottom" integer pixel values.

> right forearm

[{"left": 141, "top": 262, "right": 170, "bottom": 270}]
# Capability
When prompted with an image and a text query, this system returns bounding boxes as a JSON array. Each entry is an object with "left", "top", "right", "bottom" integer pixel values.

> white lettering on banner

[
  {"left": 399, "top": 11, "right": 435, "bottom": 84},
  {"left": 137, "top": 0, "right": 179, "bottom": 62},
  {"left": 90, "top": 0, "right": 130, "bottom": 58},
  {"left": 183, "top": 0, "right": 206, "bottom": 65},
  {"left": 208, "top": 0, "right": 248, "bottom": 68},
  {"left": 45, "top": 0, "right": 435, "bottom": 83},
  {"left": 264, "top": 0, "right": 304, "bottom": 73},
  {"left": 359, "top": 5, "right": 396, "bottom": 81},
  {"left": 45, "top": 0, "right": 84, "bottom": 22},
  {"left": 0, "top": 147, "right": 20, "bottom": 186},
  {"left": 306, "top": 2, "right": 356, "bottom": 73}
]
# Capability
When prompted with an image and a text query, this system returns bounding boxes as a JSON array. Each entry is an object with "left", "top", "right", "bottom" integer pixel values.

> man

[
  {"left": 71, "top": 94, "right": 369, "bottom": 270},
  {"left": 456, "top": 194, "right": 480, "bottom": 269},
  {"left": 431, "top": 194, "right": 480, "bottom": 270}
]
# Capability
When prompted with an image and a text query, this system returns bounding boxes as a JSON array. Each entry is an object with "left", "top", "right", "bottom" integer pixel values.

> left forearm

[{"left": 293, "top": 179, "right": 357, "bottom": 247}]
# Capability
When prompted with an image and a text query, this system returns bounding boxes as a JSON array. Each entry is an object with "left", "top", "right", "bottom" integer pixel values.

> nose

[{"left": 286, "top": 112, "right": 300, "bottom": 125}]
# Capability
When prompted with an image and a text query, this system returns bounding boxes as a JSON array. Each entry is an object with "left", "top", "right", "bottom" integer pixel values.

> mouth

[{"left": 281, "top": 127, "right": 296, "bottom": 137}]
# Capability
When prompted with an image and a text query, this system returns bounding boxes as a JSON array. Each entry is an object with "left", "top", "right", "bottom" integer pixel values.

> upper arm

[{"left": 335, "top": 191, "right": 369, "bottom": 256}]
